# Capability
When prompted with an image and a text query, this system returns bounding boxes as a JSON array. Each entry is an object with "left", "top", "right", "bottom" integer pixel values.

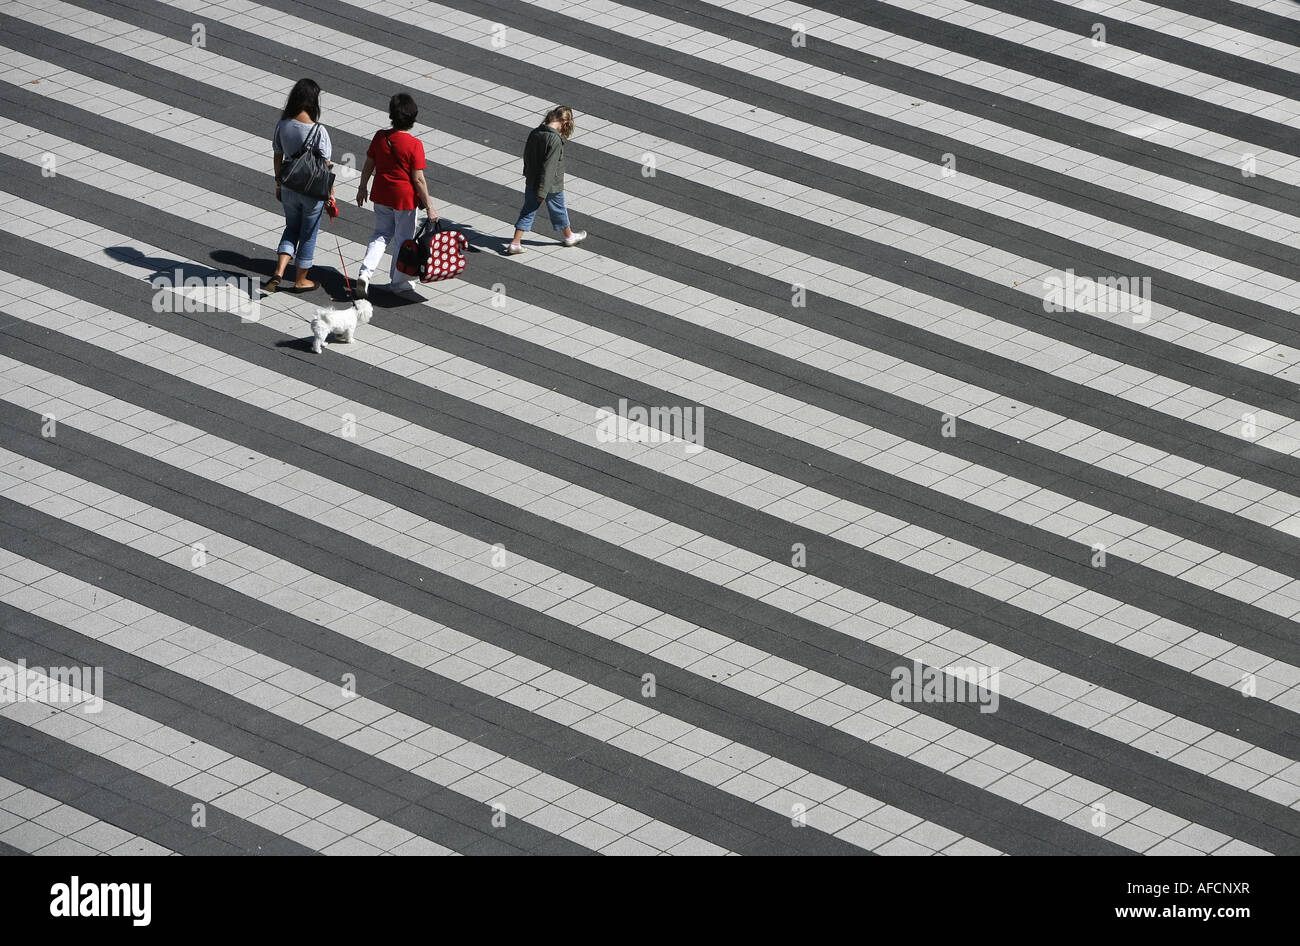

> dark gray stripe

[
  {"left": 602, "top": 0, "right": 1300, "bottom": 219},
  {"left": 15, "top": 6, "right": 1300, "bottom": 501},
  {"left": 4, "top": 329, "right": 1296, "bottom": 855},
  {"left": 0, "top": 606, "right": 590, "bottom": 856},
  {"left": 24, "top": 201, "right": 1300, "bottom": 705},
  {"left": 139, "top": 0, "right": 1300, "bottom": 347},
  {"left": 5, "top": 237, "right": 1300, "bottom": 756},
  {"left": 0, "top": 717, "right": 313, "bottom": 855},
  {"left": 4, "top": 151, "right": 1300, "bottom": 677},
  {"left": 2, "top": 7, "right": 1300, "bottom": 852},
  {"left": 1129, "top": 0, "right": 1300, "bottom": 42},
  {"left": 0, "top": 391, "right": 1137, "bottom": 856},
  {"left": 2, "top": 613, "right": 587, "bottom": 857},
  {"left": 28, "top": 1, "right": 1300, "bottom": 361},
  {"left": 759, "top": 0, "right": 1300, "bottom": 155},
  {"left": 956, "top": 0, "right": 1300, "bottom": 99},
  {"left": 0, "top": 840, "right": 26, "bottom": 856},
  {"left": 6, "top": 76, "right": 1300, "bottom": 668},
  {"left": 11, "top": 24, "right": 1300, "bottom": 557},
  {"left": 13, "top": 408, "right": 1300, "bottom": 856},
  {"left": 0, "top": 494, "right": 870, "bottom": 857},
  {"left": 336, "top": 0, "right": 1300, "bottom": 288}
]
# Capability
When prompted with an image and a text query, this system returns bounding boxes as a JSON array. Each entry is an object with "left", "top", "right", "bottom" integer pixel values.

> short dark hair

[
  {"left": 389, "top": 93, "right": 418, "bottom": 131},
  {"left": 281, "top": 78, "right": 321, "bottom": 122}
]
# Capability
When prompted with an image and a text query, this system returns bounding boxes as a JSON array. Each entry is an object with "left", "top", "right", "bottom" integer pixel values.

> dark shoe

[
  {"left": 288, "top": 279, "right": 320, "bottom": 293},
  {"left": 262, "top": 275, "right": 282, "bottom": 293},
  {"left": 351, "top": 278, "right": 369, "bottom": 301}
]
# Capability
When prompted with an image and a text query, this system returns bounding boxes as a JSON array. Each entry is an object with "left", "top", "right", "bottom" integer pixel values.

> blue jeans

[
  {"left": 278, "top": 187, "right": 325, "bottom": 269},
  {"left": 515, "top": 190, "right": 569, "bottom": 233}
]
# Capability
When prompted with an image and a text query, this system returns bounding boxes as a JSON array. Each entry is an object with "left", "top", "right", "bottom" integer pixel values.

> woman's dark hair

[
  {"left": 281, "top": 79, "right": 321, "bottom": 121},
  {"left": 389, "top": 93, "right": 418, "bottom": 131}
]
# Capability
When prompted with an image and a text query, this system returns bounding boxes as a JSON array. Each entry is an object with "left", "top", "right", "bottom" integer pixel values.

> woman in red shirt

[{"left": 354, "top": 93, "right": 438, "bottom": 300}]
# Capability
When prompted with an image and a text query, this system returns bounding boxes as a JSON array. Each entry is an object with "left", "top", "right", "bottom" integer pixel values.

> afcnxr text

[{"left": 50, "top": 877, "right": 151, "bottom": 927}]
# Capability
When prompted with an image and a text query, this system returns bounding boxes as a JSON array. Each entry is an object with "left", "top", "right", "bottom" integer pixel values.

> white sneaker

[
  {"left": 562, "top": 230, "right": 587, "bottom": 247},
  {"left": 506, "top": 243, "right": 526, "bottom": 255}
]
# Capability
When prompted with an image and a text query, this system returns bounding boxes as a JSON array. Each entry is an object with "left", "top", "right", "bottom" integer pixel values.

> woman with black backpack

[{"left": 265, "top": 78, "right": 335, "bottom": 293}]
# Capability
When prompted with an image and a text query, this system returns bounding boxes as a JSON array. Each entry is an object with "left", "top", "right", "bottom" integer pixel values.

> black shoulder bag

[{"left": 280, "top": 123, "right": 333, "bottom": 200}]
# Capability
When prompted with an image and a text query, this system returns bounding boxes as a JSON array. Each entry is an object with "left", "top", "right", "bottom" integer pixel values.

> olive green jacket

[{"left": 522, "top": 124, "right": 565, "bottom": 198}]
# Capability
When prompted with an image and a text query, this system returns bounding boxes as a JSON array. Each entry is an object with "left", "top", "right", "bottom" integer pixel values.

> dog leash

[{"left": 326, "top": 199, "right": 352, "bottom": 295}]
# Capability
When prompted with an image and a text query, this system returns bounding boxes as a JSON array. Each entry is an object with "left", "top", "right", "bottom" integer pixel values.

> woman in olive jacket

[{"left": 506, "top": 106, "right": 586, "bottom": 254}]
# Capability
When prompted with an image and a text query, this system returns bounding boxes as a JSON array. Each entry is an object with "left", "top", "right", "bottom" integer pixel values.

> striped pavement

[{"left": 0, "top": 0, "right": 1297, "bottom": 855}]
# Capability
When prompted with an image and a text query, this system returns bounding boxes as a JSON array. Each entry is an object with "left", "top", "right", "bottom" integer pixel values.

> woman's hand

[{"left": 427, "top": 204, "right": 439, "bottom": 222}]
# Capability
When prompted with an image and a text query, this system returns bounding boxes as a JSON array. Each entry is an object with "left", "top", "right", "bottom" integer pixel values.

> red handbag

[{"left": 397, "top": 219, "right": 467, "bottom": 283}]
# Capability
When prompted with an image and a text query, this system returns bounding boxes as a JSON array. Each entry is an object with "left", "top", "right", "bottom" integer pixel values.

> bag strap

[
  {"left": 289, "top": 122, "right": 323, "bottom": 159},
  {"left": 386, "top": 130, "right": 422, "bottom": 191},
  {"left": 384, "top": 130, "right": 404, "bottom": 167}
]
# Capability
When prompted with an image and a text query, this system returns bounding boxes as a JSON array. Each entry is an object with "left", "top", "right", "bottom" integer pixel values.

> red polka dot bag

[{"left": 397, "top": 218, "right": 468, "bottom": 283}]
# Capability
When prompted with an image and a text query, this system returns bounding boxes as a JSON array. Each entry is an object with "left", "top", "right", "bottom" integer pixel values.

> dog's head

[{"left": 355, "top": 299, "right": 373, "bottom": 324}]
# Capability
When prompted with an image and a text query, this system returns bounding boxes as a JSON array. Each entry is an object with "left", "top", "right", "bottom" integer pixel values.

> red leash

[{"left": 326, "top": 197, "right": 351, "bottom": 295}]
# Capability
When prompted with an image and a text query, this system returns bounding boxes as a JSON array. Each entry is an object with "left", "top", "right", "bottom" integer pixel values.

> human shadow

[
  {"left": 105, "top": 247, "right": 263, "bottom": 317},
  {"left": 105, "top": 246, "right": 239, "bottom": 286},
  {"left": 450, "top": 219, "right": 504, "bottom": 255},
  {"left": 210, "top": 249, "right": 352, "bottom": 302},
  {"left": 457, "top": 219, "right": 554, "bottom": 256},
  {"left": 209, "top": 249, "right": 276, "bottom": 281}
]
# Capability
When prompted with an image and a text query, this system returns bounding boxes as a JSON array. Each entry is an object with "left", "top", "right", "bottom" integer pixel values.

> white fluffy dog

[{"left": 310, "top": 299, "right": 372, "bottom": 353}]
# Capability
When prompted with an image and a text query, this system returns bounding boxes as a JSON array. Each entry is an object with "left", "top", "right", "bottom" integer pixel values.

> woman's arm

[
  {"left": 412, "top": 168, "right": 437, "bottom": 220},
  {"left": 355, "top": 156, "right": 376, "bottom": 207},
  {"left": 322, "top": 129, "right": 335, "bottom": 201},
  {"left": 273, "top": 151, "right": 283, "bottom": 200},
  {"left": 537, "top": 138, "right": 560, "bottom": 198}
]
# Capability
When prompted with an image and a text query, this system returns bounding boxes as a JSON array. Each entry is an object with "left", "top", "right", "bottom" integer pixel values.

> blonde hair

[{"left": 545, "top": 106, "right": 575, "bottom": 139}]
